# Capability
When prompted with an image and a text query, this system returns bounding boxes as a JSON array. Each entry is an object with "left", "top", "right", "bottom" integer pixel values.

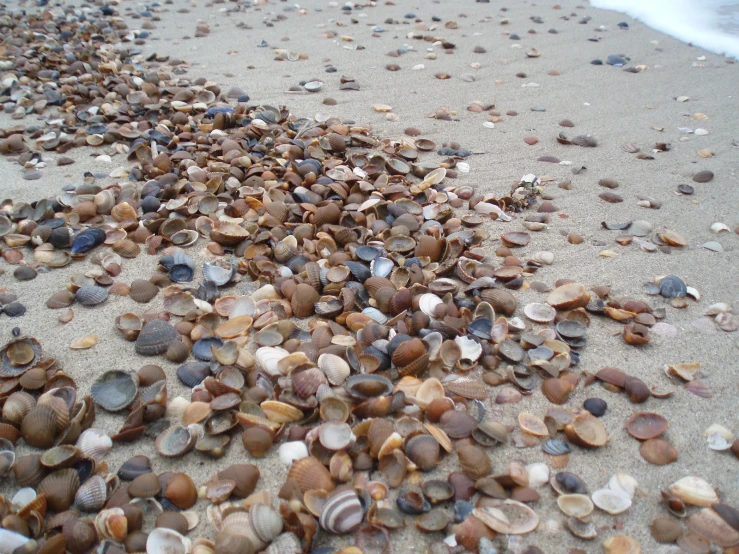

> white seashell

[
  {"left": 229, "top": 296, "right": 257, "bottom": 318},
  {"left": 146, "top": 527, "right": 192, "bottom": 554},
  {"left": 711, "top": 222, "right": 730, "bottom": 233},
  {"left": 370, "top": 257, "right": 393, "bottom": 278},
  {"left": 0, "top": 529, "right": 30, "bottom": 552},
  {"left": 362, "top": 307, "right": 388, "bottom": 324},
  {"left": 454, "top": 335, "right": 482, "bottom": 363},
  {"left": 423, "top": 331, "right": 444, "bottom": 361},
  {"left": 318, "top": 422, "right": 355, "bottom": 451},
  {"left": 278, "top": 441, "right": 309, "bottom": 465},
  {"left": 166, "top": 397, "right": 191, "bottom": 420},
  {"left": 591, "top": 489, "right": 632, "bottom": 514},
  {"left": 11, "top": 488, "right": 37, "bottom": 509},
  {"left": 414, "top": 378, "right": 444, "bottom": 408},
  {"left": 686, "top": 286, "right": 701, "bottom": 301},
  {"left": 318, "top": 353, "right": 351, "bottom": 386},
  {"left": 704, "top": 424, "right": 734, "bottom": 450},
  {"left": 255, "top": 347, "right": 290, "bottom": 377},
  {"left": 557, "top": 494, "right": 594, "bottom": 518},
  {"left": 608, "top": 473, "right": 638, "bottom": 500},
  {"left": 419, "top": 293, "right": 443, "bottom": 319},
  {"left": 707, "top": 433, "right": 732, "bottom": 451},
  {"left": 525, "top": 463, "right": 550, "bottom": 488},
  {"left": 705, "top": 302, "right": 732, "bottom": 316},
  {"left": 523, "top": 303, "right": 556, "bottom": 323},
  {"left": 532, "top": 251, "right": 554, "bottom": 265},
  {"left": 76, "top": 428, "right": 112, "bottom": 461},
  {"left": 474, "top": 202, "right": 512, "bottom": 222}
]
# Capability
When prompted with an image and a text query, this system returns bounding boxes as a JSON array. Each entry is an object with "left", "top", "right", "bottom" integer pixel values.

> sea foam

[{"left": 591, "top": 0, "right": 739, "bottom": 59}]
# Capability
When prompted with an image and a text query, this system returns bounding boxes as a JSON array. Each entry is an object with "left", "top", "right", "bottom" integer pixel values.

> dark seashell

[
  {"left": 118, "top": 455, "right": 152, "bottom": 480},
  {"left": 135, "top": 320, "right": 178, "bottom": 355},
  {"left": 91, "top": 370, "right": 139, "bottom": 412},
  {"left": 2, "top": 302, "right": 26, "bottom": 318},
  {"left": 75, "top": 285, "right": 109, "bottom": 306},
  {"left": 659, "top": 275, "right": 687, "bottom": 299},
  {"left": 345, "top": 261, "right": 371, "bottom": 282},
  {"left": 554, "top": 472, "right": 588, "bottom": 495},
  {"left": 453, "top": 500, "right": 474, "bottom": 523},
  {"left": 1, "top": 337, "right": 42, "bottom": 377},
  {"left": 192, "top": 337, "right": 224, "bottom": 361},
  {"left": 70, "top": 228, "right": 106, "bottom": 254},
  {"left": 345, "top": 374, "right": 393, "bottom": 399},
  {"left": 583, "top": 398, "right": 607, "bottom": 417},
  {"left": 49, "top": 226, "right": 72, "bottom": 248},
  {"left": 177, "top": 362, "right": 212, "bottom": 387},
  {"left": 356, "top": 245, "right": 381, "bottom": 261},
  {"left": 467, "top": 317, "right": 492, "bottom": 340},
  {"left": 161, "top": 252, "right": 195, "bottom": 282},
  {"left": 14, "top": 266, "right": 37, "bottom": 281},
  {"left": 397, "top": 490, "right": 431, "bottom": 515},
  {"left": 542, "top": 438, "right": 571, "bottom": 456}
]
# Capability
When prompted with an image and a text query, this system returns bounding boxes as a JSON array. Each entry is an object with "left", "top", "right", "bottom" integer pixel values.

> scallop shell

[
  {"left": 74, "top": 474, "right": 108, "bottom": 512},
  {"left": 75, "top": 285, "right": 108, "bottom": 306},
  {"left": 287, "top": 456, "right": 334, "bottom": 493},
  {"left": 20, "top": 404, "right": 59, "bottom": 448},
  {"left": 76, "top": 428, "right": 113, "bottom": 461},
  {"left": 318, "top": 353, "right": 350, "bottom": 385},
  {"left": 129, "top": 279, "right": 159, "bottom": 303},
  {"left": 135, "top": 320, "right": 178, "bottom": 355},
  {"left": 37, "top": 468, "right": 80, "bottom": 512},
  {"left": 250, "top": 503, "right": 284, "bottom": 544},
  {"left": 592, "top": 489, "right": 632, "bottom": 515},
  {"left": 668, "top": 476, "right": 719, "bottom": 507},
  {"left": 405, "top": 434, "right": 440, "bottom": 471},
  {"left": 524, "top": 303, "right": 556, "bottom": 323},
  {"left": 480, "top": 289, "right": 517, "bottom": 316}
]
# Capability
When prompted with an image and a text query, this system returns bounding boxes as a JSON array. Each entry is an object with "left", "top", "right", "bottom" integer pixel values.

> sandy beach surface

[{"left": 1, "top": 0, "right": 738, "bottom": 553}]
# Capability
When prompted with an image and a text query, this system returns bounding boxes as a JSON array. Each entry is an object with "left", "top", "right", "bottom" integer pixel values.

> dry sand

[{"left": 1, "top": 0, "right": 738, "bottom": 552}]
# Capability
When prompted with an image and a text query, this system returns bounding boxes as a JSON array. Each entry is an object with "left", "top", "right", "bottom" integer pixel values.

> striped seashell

[
  {"left": 74, "top": 285, "right": 108, "bottom": 307},
  {"left": 74, "top": 474, "right": 108, "bottom": 512},
  {"left": 250, "top": 503, "right": 284, "bottom": 544},
  {"left": 319, "top": 488, "right": 364, "bottom": 534},
  {"left": 76, "top": 428, "right": 113, "bottom": 461}
]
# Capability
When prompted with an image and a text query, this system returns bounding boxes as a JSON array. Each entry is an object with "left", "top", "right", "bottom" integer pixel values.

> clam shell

[
  {"left": 456, "top": 444, "right": 492, "bottom": 480},
  {"left": 319, "top": 422, "right": 354, "bottom": 451},
  {"left": 480, "top": 289, "right": 517, "bottom": 316},
  {"left": 129, "top": 280, "right": 159, "bottom": 303},
  {"left": 75, "top": 285, "right": 108, "bottom": 306},
  {"left": 47, "top": 290, "right": 76, "bottom": 309},
  {"left": 74, "top": 474, "right": 108, "bottom": 512},
  {"left": 38, "top": 468, "right": 80, "bottom": 512},
  {"left": 91, "top": 370, "right": 138, "bottom": 412},
  {"left": 405, "top": 434, "right": 440, "bottom": 471},
  {"left": 146, "top": 528, "right": 192, "bottom": 554},
  {"left": 651, "top": 517, "right": 684, "bottom": 543},
  {"left": 135, "top": 320, "right": 178, "bottom": 355},
  {"left": 547, "top": 283, "right": 590, "bottom": 310},
  {"left": 626, "top": 412, "right": 668, "bottom": 440},
  {"left": 128, "top": 471, "right": 162, "bottom": 498},
  {"left": 20, "top": 404, "right": 59, "bottom": 448},
  {"left": 524, "top": 303, "right": 556, "bottom": 323},
  {"left": 250, "top": 503, "right": 284, "bottom": 543},
  {"left": 557, "top": 494, "right": 594, "bottom": 518},
  {"left": 592, "top": 489, "right": 632, "bottom": 514},
  {"left": 117, "top": 455, "right": 152, "bottom": 481},
  {"left": 287, "top": 456, "right": 334, "bottom": 493},
  {"left": 76, "top": 428, "right": 113, "bottom": 461},
  {"left": 564, "top": 413, "right": 607, "bottom": 447},
  {"left": 318, "top": 353, "right": 350, "bottom": 385},
  {"left": 668, "top": 476, "right": 719, "bottom": 507},
  {"left": 319, "top": 488, "right": 363, "bottom": 534},
  {"left": 473, "top": 500, "right": 539, "bottom": 535},
  {"left": 1, "top": 337, "right": 42, "bottom": 377},
  {"left": 155, "top": 425, "right": 199, "bottom": 458}
]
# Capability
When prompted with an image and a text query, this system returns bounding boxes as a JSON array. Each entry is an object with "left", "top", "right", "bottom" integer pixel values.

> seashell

[
  {"left": 405, "top": 434, "right": 440, "bottom": 471},
  {"left": 74, "top": 474, "right": 108, "bottom": 512},
  {"left": 524, "top": 303, "right": 556, "bottom": 323},
  {"left": 564, "top": 413, "right": 607, "bottom": 447},
  {"left": 40, "top": 444, "right": 81, "bottom": 469},
  {"left": 557, "top": 494, "right": 594, "bottom": 518},
  {"left": 70, "top": 228, "right": 106, "bottom": 254},
  {"left": 115, "top": 313, "right": 144, "bottom": 341},
  {"left": 250, "top": 503, "right": 284, "bottom": 544},
  {"left": 480, "top": 289, "right": 517, "bottom": 316},
  {"left": 541, "top": 378, "right": 572, "bottom": 405},
  {"left": 2, "top": 391, "right": 36, "bottom": 425},
  {"left": 38, "top": 468, "right": 80, "bottom": 512},
  {"left": 651, "top": 516, "right": 684, "bottom": 543},
  {"left": 210, "top": 222, "right": 249, "bottom": 246},
  {"left": 163, "top": 473, "right": 198, "bottom": 509},
  {"left": 204, "top": 258, "right": 236, "bottom": 286},
  {"left": 287, "top": 456, "right": 334, "bottom": 493},
  {"left": 47, "top": 290, "right": 76, "bottom": 309},
  {"left": 76, "top": 428, "right": 113, "bottom": 461},
  {"left": 129, "top": 471, "right": 162, "bottom": 498},
  {"left": 319, "top": 488, "right": 364, "bottom": 534},
  {"left": 20, "top": 404, "right": 59, "bottom": 448},
  {"left": 136, "top": 320, "right": 179, "bottom": 355},
  {"left": 319, "top": 422, "right": 354, "bottom": 451},
  {"left": 626, "top": 412, "right": 668, "bottom": 440},
  {"left": 1, "top": 337, "right": 42, "bottom": 377},
  {"left": 118, "top": 455, "right": 152, "bottom": 481},
  {"left": 91, "top": 370, "right": 138, "bottom": 412},
  {"left": 13, "top": 454, "right": 46, "bottom": 487},
  {"left": 156, "top": 425, "right": 199, "bottom": 458},
  {"left": 146, "top": 528, "right": 192, "bottom": 554},
  {"left": 418, "top": 293, "right": 443, "bottom": 318},
  {"left": 668, "top": 476, "right": 719, "bottom": 507},
  {"left": 547, "top": 283, "right": 590, "bottom": 310},
  {"left": 318, "top": 353, "right": 351, "bottom": 385},
  {"left": 639, "top": 438, "right": 678, "bottom": 465},
  {"left": 291, "top": 283, "right": 319, "bottom": 318},
  {"left": 518, "top": 412, "right": 549, "bottom": 437},
  {"left": 261, "top": 400, "right": 303, "bottom": 423},
  {"left": 592, "top": 489, "right": 632, "bottom": 514},
  {"left": 602, "top": 535, "right": 641, "bottom": 554},
  {"left": 456, "top": 444, "right": 492, "bottom": 480},
  {"left": 439, "top": 410, "right": 478, "bottom": 439},
  {"left": 473, "top": 500, "right": 539, "bottom": 535},
  {"left": 129, "top": 279, "right": 159, "bottom": 303}
]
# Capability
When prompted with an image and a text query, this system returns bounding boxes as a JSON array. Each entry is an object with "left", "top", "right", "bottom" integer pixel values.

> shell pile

[{"left": 0, "top": 2, "right": 737, "bottom": 554}]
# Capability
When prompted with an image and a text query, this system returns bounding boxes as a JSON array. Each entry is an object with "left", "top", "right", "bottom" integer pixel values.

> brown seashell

[
  {"left": 163, "top": 473, "right": 198, "bottom": 509},
  {"left": 651, "top": 517, "right": 684, "bottom": 543},
  {"left": 480, "top": 289, "right": 517, "bottom": 316},
  {"left": 624, "top": 376, "right": 650, "bottom": 403},
  {"left": 217, "top": 464, "right": 260, "bottom": 498},
  {"left": 626, "top": 412, "right": 668, "bottom": 440},
  {"left": 405, "top": 434, "right": 440, "bottom": 471},
  {"left": 112, "top": 238, "right": 140, "bottom": 258},
  {"left": 564, "top": 413, "right": 607, "bottom": 447},
  {"left": 439, "top": 410, "right": 478, "bottom": 439},
  {"left": 21, "top": 404, "right": 60, "bottom": 448},
  {"left": 292, "top": 284, "right": 319, "bottom": 318},
  {"left": 457, "top": 444, "right": 492, "bottom": 480},
  {"left": 392, "top": 338, "right": 425, "bottom": 368},
  {"left": 287, "top": 456, "right": 334, "bottom": 493},
  {"left": 111, "top": 202, "right": 137, "bottom": 222},
  {"left": 63, "top": 518, "right": 98, "bottom": 554},
  {"left": 128, "top": 472, "right": 162, "bottom": 498},
  {"left": 13, "top": 454, "right": 46, "bottom": 487},
  {"left": 129, "top": 280, "right": 159, "bottom": 303},
  {"left": 47, "top": 290, "right": 76, "bottom": 309},
  {"left": 38, "top": 468, "right": 80, "bottom": 512},
  {"left": 541, "top": 378, "right": 572, "bottom": 405},
  {"left": 640, "top": 438, "right": 677, "bottom": 465},
  {"left": 603, "top": 535, "right": 641, "bottom": 554},
  {"left": 242, "top": 427, "right": 273, "bottom": 457},
  {"left": 547, "top": 283, "right": 590, "bottom": 310}
]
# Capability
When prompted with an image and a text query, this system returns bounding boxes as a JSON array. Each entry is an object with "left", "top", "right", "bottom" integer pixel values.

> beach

[{"left": 1, "top": 0, "right": 738, "bottom": 552}]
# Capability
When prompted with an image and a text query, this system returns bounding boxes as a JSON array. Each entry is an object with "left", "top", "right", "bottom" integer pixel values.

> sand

[{"left": 1, "top": 0, "right": 738, "bottom": 552}]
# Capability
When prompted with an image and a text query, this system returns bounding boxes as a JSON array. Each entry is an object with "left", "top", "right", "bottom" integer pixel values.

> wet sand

[{"left": 1, "top": 0, "right": 738, "bottom": 553}]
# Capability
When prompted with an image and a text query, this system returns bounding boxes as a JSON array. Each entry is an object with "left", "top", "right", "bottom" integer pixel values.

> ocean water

[{"left": 591, "top": 0, "right": 739, "bottom": 58}]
